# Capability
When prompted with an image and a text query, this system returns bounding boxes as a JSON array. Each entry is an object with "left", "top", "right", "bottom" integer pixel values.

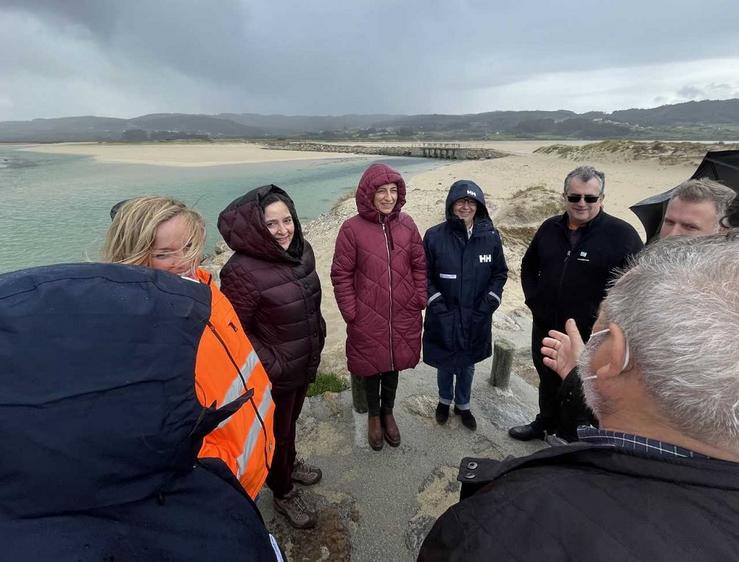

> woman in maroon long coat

[{"left": 331, "top": 162, "right": 426, "bottom": 450}]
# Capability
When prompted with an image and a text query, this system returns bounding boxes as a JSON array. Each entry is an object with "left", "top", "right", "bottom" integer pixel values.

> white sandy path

[
  {"left": 21, "top": 141, "right": 373, "bottom": 167},
  {"left": 305, "top": 147, "right": 695, "bottom": 375}
]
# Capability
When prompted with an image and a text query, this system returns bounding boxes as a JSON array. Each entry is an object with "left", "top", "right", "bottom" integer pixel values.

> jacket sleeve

[
  {"left": 408, "top": 218, "right": 427, "bottom": 310},
  {"left": 219, "top": 261, "right": 283, "bottom": 380},
  {"left": 423, "top": 230, "right": 443, "bottom": 306},
  {"left": 486, "top": 231, "right": 508, "bottom": 311},
  {"left": 331, "top": 221, "right": 358, "bottom": 324},
  {"left": 520, "top": 225, "right": 542, "bottom": 301},
  {"left": 619, "top": 226, "right": 645, "bottom": 269}
]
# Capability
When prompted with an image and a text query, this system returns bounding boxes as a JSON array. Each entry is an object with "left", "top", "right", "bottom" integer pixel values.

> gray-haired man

[{"left": 420, "top": 235, "right": 739, "bottom": 562}]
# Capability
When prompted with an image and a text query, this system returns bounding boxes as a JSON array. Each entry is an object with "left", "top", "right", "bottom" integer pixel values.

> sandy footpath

[
  {"left": 298, "top": 142, "right": 696, "bottom": 375},
  {"left": 21, "top": 141, "right": 373, "bottom": 167}
]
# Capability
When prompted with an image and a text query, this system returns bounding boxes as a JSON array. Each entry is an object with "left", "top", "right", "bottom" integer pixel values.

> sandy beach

[
  {"left": 21, "top": 141, "right": 373, "bottom": 167},
  {"left": 206, "top": 140, "right": 699, "bottom": 376}
]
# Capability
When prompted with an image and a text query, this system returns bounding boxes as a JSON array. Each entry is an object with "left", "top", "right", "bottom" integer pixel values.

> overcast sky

[{"left": 1, "top": 0, "right": 738, "bottom": 120}]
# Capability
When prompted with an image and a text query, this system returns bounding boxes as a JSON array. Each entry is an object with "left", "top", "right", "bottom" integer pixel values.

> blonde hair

[{"left": 102, "top": 196, "right": 206, "bottom": 270}]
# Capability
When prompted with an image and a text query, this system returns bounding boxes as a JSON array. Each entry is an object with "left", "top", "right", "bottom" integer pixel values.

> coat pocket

[
  {"left": 424, "top": 307, "right": 456, "bottom": 351},
  {"left": 469, "top": 309, "right": 493, "bottom": 347}
]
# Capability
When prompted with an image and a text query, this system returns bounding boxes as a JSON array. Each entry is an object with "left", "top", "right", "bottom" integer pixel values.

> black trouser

[
  {"left": 365, "top": 370, "right": 399, "bottom": 417},
  {"left": 531, "top": 324, "right": 561, "bottom": 432},
  {"left": 266, "top": 384, "right": 308, "bottom": 498}
]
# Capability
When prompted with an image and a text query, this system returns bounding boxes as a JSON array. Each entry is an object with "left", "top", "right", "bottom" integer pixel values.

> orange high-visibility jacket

[{"left": 194, "top": 268, "right": 275, "bottom": 499}]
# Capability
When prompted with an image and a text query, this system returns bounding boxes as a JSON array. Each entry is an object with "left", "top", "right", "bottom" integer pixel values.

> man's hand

[{"left": 541, "top": 318, "right": 585, "bottom": 380}]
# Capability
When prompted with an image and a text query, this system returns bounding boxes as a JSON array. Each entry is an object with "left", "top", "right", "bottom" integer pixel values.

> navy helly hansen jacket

[
  {"left": 0, "top": 264, "right": 280, "bottom": 562},
  {"left": 423, "top": 180, "right": 508, "bottom": 370}
]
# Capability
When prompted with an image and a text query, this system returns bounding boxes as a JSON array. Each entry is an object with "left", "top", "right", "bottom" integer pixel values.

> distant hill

[{"left": 2, "top": 98, "right": 739, "bottom": 142}]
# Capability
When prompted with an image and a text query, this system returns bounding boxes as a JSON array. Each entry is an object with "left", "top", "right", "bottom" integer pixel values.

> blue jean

[{"left": 437, "top": 365, "right": 475, "bottom": 410}]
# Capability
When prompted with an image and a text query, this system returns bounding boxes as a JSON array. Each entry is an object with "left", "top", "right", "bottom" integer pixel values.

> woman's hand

[{"left": 541, "top": 318, "right": 584, "bottom": 380}]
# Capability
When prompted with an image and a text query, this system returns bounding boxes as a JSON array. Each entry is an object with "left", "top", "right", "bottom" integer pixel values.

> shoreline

[{"left": 18, "top": 141, "right": 376, "bottom": 167}]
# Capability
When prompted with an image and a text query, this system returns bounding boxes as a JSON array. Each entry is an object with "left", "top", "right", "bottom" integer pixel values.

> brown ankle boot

[
  {"left": 381, "top": 411, "right": 401, "bottom": 447},
  {"left": 368, "top": 415, "right": 384, "bottom": 450}
]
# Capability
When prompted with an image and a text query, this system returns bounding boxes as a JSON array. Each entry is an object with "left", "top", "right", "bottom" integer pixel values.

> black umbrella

[{"left": 630, "top": 150, "right": 739, "bottom": 241}]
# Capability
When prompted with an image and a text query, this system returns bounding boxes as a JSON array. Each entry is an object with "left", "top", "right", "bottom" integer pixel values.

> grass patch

[{"left": 307, "top": 372, "right": 349, "bottom": 397}]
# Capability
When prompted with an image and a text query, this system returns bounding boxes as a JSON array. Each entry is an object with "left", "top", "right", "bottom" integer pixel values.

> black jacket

[
  {"left": 521, "top": 210, "right": 643, "bottom": 336},
  {"left": 419, "top": 444, "right": 739, "bottom": 562},
  {"left": 218, "top": 185, "right": 326, "bottom": 392},
  {"left": 423, "top": 181, "right": 508, "bottom": 370},
  {"left": 0, "top": 264, "right": 279, "bottom": 561}
]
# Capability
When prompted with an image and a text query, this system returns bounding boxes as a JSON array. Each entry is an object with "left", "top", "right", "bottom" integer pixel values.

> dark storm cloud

[{"left": 1, "top": 0, "right": 738, "bottom": 118}]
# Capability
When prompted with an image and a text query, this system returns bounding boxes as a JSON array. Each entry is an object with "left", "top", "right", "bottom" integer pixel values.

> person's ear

[{"left": 595, "top": 322, "right": 628, "bottom": 379}]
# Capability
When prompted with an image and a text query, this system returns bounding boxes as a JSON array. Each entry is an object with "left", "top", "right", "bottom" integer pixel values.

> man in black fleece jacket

[{"left": 509, "top": 166, "right": 643, "bottom": 441}]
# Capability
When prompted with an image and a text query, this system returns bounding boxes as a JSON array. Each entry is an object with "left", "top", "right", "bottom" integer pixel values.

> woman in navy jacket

[{"left": 423, "top": 180, "right": 508, "bottom": 430}]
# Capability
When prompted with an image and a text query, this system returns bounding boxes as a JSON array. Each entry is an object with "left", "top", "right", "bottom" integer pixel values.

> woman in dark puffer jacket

[
  {"left": 218, "top": 185, "right": 326, "bottom": 530},
  {"left": 331, "top": 163, "right": 426, "bottom": 451}
]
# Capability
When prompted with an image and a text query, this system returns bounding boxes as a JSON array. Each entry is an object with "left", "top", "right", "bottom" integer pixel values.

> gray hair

[
  {"left": 601, "top": 235, "right": 739, "bottom": 450},
  {"left": 670, "top": 178, "right": 736, "bottom": 225},
  {"left": 563, "top": 165, "right": 605, "bottom": 194}
]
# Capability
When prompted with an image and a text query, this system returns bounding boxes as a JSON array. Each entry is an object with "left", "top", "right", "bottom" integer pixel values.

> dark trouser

[
  {"left": 532, "top": 324, "right": 561, "bottom": 432},
  {"left": 365, "top": 370, "right": 399, "bottom": 417},
  {"left": 267, "top": 384, "right": 308, "bottom": 498}
]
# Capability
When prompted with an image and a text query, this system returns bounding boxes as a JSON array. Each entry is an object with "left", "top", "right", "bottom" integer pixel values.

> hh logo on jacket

[{"left": 479, "top": 254, "right": 492, "bottom": 263}]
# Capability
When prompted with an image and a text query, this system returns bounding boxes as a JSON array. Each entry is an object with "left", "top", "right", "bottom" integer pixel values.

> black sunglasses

[{"left": 566, "top": 194, "right": 601, "bottom": 203}]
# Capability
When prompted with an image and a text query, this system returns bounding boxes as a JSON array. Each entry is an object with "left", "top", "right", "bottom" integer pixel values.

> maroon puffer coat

[
  {"left": 218, "top": 185, "right": 326, "bottom": 392},
  {"left": 331, "top": 163, "right": 426, "bottom": 376}
]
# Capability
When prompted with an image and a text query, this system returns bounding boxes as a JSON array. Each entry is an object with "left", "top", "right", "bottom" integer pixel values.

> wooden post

[
  {"left": 351, "top": 374, "right": 368, "bottom": 413},
  {"left": 490, "top": 338, "right": 515, "bottom": 390}
]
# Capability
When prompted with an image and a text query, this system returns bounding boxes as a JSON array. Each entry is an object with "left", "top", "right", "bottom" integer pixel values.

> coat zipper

[{"left": 382, "top": 222, "right": 395, "bottom": 371}]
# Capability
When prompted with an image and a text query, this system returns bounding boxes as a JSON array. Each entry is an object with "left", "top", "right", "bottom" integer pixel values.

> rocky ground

[{"left": 257, "top": 351, "right": 544, "bottom": 562}]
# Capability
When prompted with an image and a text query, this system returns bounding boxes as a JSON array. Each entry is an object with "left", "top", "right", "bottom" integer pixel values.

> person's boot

[
  {"left": 453, "top": 406, "right": 477, "bottom": 431},
  {"left": 435, "top": 403, "right": 450, "bottom": 424},
  {"left": 368, "top": 415, "right": 384, "bottom": 450},
  {"left": 273, "top": 488, "right": 318, "bottom": 529},
  {"left": 508, "top": 416, "right": 547, "bottom": 441},
  {"left": 381, "top": 410, "right": 401, "bottom": 447},
  {"left": 292, "top": 458, "right": 322, "bottom": 486}
]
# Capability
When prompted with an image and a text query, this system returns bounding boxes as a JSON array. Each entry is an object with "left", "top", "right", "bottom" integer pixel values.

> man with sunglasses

[{"left": 509, "top": 166, "right": 643, "bottom": 442}]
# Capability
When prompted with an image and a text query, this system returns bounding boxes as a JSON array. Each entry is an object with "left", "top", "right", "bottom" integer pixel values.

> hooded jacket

[
  {"left": 0, "top": 264, "right": 280, "bottom": 561},
  {"left": 218, "top": 185, "right": 326, "bottom": 392},
  {"left": 423, "top": 180, "right": 508, "bottom": 370},
  {"left": 331, "top": 163, "right": 426, "bottom": 376}
]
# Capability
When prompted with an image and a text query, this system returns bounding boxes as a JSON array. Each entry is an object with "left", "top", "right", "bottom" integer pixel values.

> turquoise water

[{"left": 0, "top": 146, "right": 443, "bottom": 273}]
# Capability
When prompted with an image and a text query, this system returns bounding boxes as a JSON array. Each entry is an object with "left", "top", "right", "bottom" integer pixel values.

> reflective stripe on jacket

[{"left": 194, "top": 268, "right": 275, "bottom": 499}]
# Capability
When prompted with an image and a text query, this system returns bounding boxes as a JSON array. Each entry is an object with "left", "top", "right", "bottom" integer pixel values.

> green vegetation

[{"left": 307, "top": 372, "right": 349, "bottom": 397}]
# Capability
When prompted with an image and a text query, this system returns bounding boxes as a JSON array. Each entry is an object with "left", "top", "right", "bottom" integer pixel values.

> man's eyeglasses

[{"left": 566, "top": 194, "right": 601, "bottom": 203}]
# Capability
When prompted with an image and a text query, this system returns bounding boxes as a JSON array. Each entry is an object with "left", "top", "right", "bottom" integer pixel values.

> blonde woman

[{"left": 102, "top": 196, "right": 275, "bottom": 500}]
